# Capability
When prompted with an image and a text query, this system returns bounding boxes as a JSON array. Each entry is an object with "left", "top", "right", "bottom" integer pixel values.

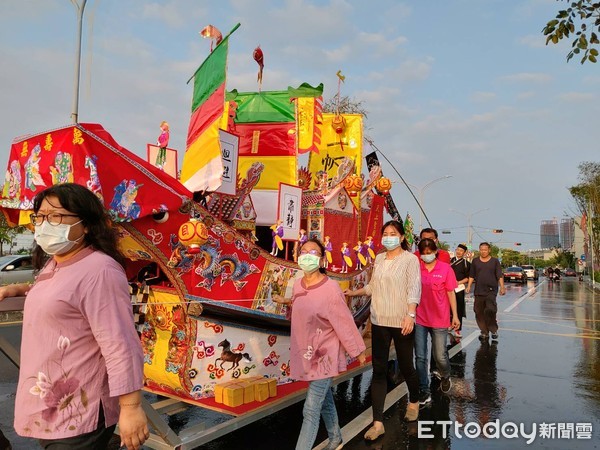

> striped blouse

[{"left": 364, "top": 250, "right": 421, "bottom": 328}]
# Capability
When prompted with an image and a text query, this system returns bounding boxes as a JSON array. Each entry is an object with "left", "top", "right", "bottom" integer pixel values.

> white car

[
  {"left": 521, "top": 265, "right": 538, "bottom": 280},
  {"left": 0, "top": 255, "right": 34, "bottom": 285}
]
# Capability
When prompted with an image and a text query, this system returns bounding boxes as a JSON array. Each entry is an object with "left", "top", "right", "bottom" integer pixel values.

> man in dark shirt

[
  {"left": 450, "top": 243, "right": 471, "bottom": 337},
  {"left": 466, "top": 242, "right": 505, "bottom": 341}
]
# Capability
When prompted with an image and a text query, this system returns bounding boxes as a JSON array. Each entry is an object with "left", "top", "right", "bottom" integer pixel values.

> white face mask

[
  {"left": 34, "top": 220, "right": 84, "bottom": 255},
  {"left": 420, "top": 253, "right": 436, "bottom": 264}
]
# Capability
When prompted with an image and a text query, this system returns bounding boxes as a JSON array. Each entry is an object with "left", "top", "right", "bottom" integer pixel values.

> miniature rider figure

[
  {"left": 295, "top": 229, "right": 308, "bottom": 261},
  {"left": 354, "top": 240, "right": 366, "bottom": 270},
  {"left": 324, "top": 235, "right": 333, "bottom": 269},
  {"left": 341, "top": 242, "right": 352, "bottom": 274},
  {"left": 156, "top": 121, "right": 170, "bottom": 170},
  {"left": 270, "top": 220, "right": 284, "bottom": 256},
  {"left": 364, "top": 235, "right": 376, "bottom": 264},
  {"left": 359, "top": 240, "right": 369, "bottom": 269}
]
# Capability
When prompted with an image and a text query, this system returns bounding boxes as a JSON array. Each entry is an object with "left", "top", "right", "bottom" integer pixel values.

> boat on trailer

[{"left": 0, "top": 24, "right": 397, "bottom": 449}]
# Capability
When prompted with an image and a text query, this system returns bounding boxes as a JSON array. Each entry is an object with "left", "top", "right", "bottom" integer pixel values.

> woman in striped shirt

[{"left": 345, "top": 220, "right": 422, "bottom": 439}]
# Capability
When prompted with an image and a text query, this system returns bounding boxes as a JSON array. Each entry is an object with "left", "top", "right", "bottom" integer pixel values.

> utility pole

[
  {"left": 71, "top": 0, "right": 87, "bottom": 124},
  {"left": 590, "top": 197, "right": 596, "bottom": 287}
]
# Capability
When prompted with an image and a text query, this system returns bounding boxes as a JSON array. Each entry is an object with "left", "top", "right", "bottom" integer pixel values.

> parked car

[
  {"left": 564, "top": 268, "right": 577, "bottom": 277},
  {"left": 0, "top": 254, "right": 34, "bottom": 285},
  {"left": 503, "top": 266, "right": 527, "bottom": 284},
  {"left": 521, "top": 265, "right": 538, "bottom": 280}
]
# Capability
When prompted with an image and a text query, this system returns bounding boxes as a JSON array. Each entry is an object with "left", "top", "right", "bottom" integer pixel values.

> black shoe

[
  {"left": 419, "top": 392, "right": 432, "bottom": 408},
  {"left": 478, "top": 332, "right": 489, "bottom": 341},
  {"left": 440, "top": 377, "right": 452, "bottom": 393},
  {"left": 491, "top": 332, "right": 498, "bottom": 340}
]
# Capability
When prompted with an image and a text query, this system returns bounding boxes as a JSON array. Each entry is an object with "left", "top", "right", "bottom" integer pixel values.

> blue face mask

[{"left": 381, "top": 236, "right": 401, "bottom": 250}]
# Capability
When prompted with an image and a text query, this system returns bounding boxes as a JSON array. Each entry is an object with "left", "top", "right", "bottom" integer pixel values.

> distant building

[
  {"left": 528, "top": 248, "right": 558, "bottom": 261},
  {"left": 540, "top": 219, "right": 559, "bottom": 248},
  {"left": 9, "top": 231, "right": 34, "bottom": 254},
  {"left": 559, "top": 217, "right": 574, "bottom": 251}
]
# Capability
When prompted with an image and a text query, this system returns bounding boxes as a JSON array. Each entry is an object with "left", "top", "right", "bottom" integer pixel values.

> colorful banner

[
  {"left": 181, "top": 33, "right": 232, "bottom": 192},
  {"left": 238, "top": 156, "right": 296, "bottom": 191},
  {"left": 404, "top": 213, "right": 415, "bottom": 246},
  {"left": 364, "top": 151, "right": 401, "bottom": 221},
  {"left": 235, "top": 123, "right": 296, "bottom": 157},
  {"left": 277, "top": 183, "right": 303, "bottom": 241},
  {"left": 291, "top": 83, "right": 324, "bottom": 155},
  {"left": 308, "top": 114, "right": 363, "bottom": 190},
  {"left": 364, "top": 194, "right": 385, "bottom": 251},
  {"left": 216, "top": 130, "right": 239, "bottom": 196}
]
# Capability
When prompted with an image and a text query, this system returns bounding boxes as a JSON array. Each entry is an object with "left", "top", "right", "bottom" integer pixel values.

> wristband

[{"left": 119, "top": 402, "right": 141, "bottom": 407}]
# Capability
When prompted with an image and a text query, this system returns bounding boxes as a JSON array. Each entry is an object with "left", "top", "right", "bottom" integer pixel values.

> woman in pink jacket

[{"left": 275, "top": 238, "right": 366, "bottom": 450}]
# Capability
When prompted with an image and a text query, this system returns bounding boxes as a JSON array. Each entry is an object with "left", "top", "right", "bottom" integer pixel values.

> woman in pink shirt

[
  {"left": 415, "top": 238, "right": 460, "bottom": 407},
  {"left": 0, "top": 183, "right": 147, "bottom": 450},
  {"left": 274, "top": 238, "right": 366, "bottom": 450}
]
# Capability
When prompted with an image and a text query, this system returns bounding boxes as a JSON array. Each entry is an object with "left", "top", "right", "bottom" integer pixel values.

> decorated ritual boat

[{"left": 0, "top": 25, "right": 396, "bottom": 413}]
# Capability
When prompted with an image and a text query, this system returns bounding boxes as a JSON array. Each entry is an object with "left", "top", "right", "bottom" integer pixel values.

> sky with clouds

[{"left": 1, "top": 0, "right": 598, "bottom": 250}]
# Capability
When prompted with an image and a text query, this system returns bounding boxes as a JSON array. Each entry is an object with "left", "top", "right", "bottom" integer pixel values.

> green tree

[
  {"left": 498, "top": 248, "right": 522, "bottom": 267},
  {"left": 548, "top": 247, "right": 576, "bottom": 269},
  {"left": 438, "top": 240, "right": 450, "bottom": 251},
  {"left": 0, "top": 214, "right": 27, "bottom": 255},
  {"left": 569, "top": 161, "right": 600, "bottom": 271},
  {"left": 543, "top": 0, "right": 600, "bottom": 64}
]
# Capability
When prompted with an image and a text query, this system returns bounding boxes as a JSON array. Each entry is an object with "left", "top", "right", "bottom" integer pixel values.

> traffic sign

[
  {"left": 581, "top": 254, "right": 586, "bottom": 261},
  {"left": 578, "top": 259, "right": 584, "bottom": 266}
]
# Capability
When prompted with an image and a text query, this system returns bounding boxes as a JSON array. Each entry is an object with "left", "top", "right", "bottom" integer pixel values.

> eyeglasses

[
  {"left": 30, "top": 213, "right": 80, "bottom": 226},
  {"left": 299, "top": 249, "right": 322, "bottom": 256}
]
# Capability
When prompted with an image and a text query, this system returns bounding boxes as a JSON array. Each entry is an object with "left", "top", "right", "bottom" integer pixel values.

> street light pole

[
  {"left": 450, "top": 207, "right": 490, "bottom": 248},
  {"left": 71, "top": 0, "right": 87, "bottom": 124},
  {"left": 408, "top": 175, "right": 453, "bottom": 231}
]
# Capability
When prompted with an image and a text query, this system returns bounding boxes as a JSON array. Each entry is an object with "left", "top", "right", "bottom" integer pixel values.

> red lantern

[
  {"left": 376, "top": 177, "right": 392, "bottom": 194},
  {"left": 178, "top": 218, "right": 209, "bottom": 254}
]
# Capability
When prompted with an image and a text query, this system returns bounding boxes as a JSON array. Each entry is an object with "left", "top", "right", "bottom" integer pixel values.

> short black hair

[
  {"left": 419, "top": 227, "right": 438, "bottom": 239},
  {"left": 418, "top": 238, "right": 438, "bottom": 254}
]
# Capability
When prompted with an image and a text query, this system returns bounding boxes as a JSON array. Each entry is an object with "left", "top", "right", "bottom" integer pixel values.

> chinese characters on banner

[{"left": 277, "top": 183, "right": 302, "bottom": 241}]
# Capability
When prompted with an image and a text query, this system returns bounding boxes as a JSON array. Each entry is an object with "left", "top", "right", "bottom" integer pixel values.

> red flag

[
  {"left": 253, "top": 46, "right": 264, "bottom": 89},
  {"left": 364, "top": 194, "right": 385, "bottom": 253}
]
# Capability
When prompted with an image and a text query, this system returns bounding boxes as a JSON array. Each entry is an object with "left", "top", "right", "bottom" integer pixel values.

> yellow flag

[{"left": 308, "top": 113, "right": 363, "bottom": 190}]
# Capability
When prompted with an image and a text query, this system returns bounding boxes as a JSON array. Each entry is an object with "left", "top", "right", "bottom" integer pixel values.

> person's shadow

[{"left": 473, "top": 340, "right": 506, "bottom": 424}]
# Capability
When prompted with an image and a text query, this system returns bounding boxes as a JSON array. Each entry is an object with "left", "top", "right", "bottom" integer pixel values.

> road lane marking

[
  {"left": 504, "top": 282, "right": 543, "bottom": 312},
  {"left": 313, "top": 330, "right": 480, "bottom": 449},
  {"left": 449, "top": 330, "right": 480, "bottom": 358},
  {"left": 496, "top": 326, "right": 600, "bottom": 340},
  {"left": 500, "top": 317, "right": 600, "bottom": 334}
]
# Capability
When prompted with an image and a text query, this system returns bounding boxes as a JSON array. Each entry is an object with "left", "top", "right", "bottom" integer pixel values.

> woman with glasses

[
  {"left": 0, "top": 183, "right": 148, "bottom": 450},
  {"left": 273, "top": 238, "right": 366, "bottom": 450},
  {"left": 345, "top": 220, "right": 421, "bottom": 438}
]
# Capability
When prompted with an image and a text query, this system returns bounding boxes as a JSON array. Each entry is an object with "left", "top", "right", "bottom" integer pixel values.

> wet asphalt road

[{"left": 1, "top": 277, "right": 599, "bottom": 449}]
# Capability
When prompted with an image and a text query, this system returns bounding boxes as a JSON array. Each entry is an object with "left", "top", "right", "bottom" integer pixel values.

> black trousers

[
  {"left": 455, "top": 290, "right": 466, "bottom": 330},
  {"left": 38, "top": 404, "right": 116, "bottom": 450},
  {"left": 371, "top": 324, "right": 419, "bottom": 422},
  {"left": 474, "top": 292, "right": 498, "bottom": 334}
]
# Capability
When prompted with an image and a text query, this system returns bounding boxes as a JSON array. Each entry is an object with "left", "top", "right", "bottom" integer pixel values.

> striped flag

[
  {"left": 181, "top": 24, "right": 239, "bottom": 192},
  {"left": 404, "top": 213, "right": 415, "bottom": 246}
]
